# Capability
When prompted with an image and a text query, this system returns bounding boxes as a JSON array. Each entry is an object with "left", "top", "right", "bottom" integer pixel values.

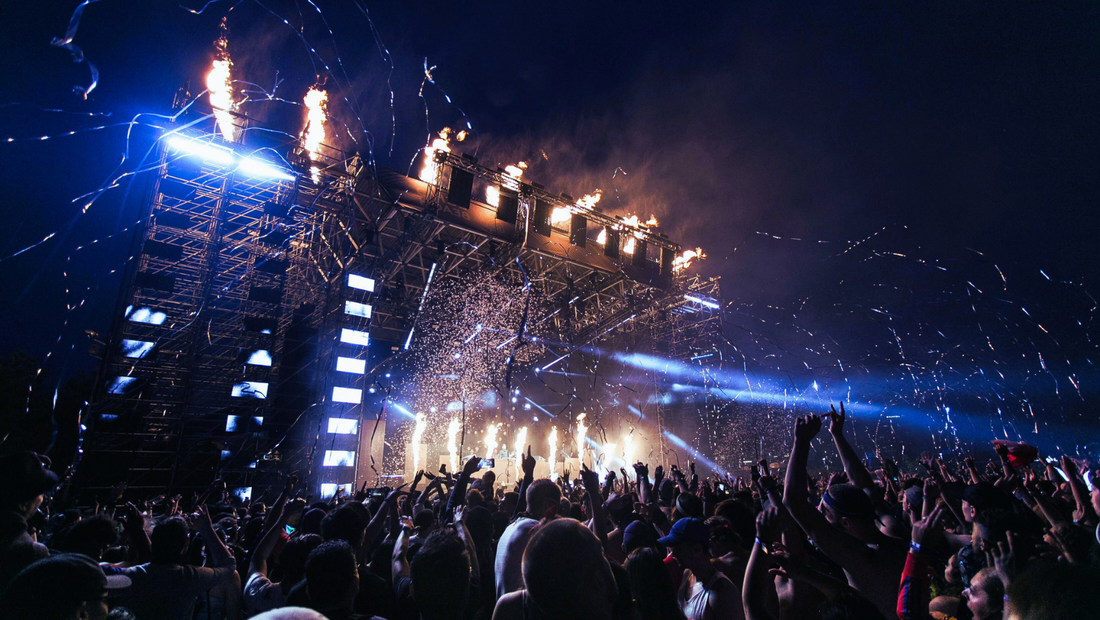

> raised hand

[
  {"left": 794, "top": 415, "right": 822, "bottom": 443},
  {"left": 633, "top": 462, "right": 649, "bottom": 480},
  {"left": 756, "top": 506, "right": 781, "bottom": 544},
  {"left": 990, "top": 531, "right": 1019, "bottom": 588},
  {"left": 462, "top": 455, "right": 481, "bottom": 477},
  {"left": 580, "top": 463, "right": 600, "bottom": 494},
  {"left": 413, "top": 470, "right": 425, "bottom": 487},
  {"left": 522, "top": 446, "right": 536, "bottom": 478},
  {"left": 911, "top": 503, "right": 945, "bottom": 550},
  {"left": 827, "top": 402, "right": 846, "bottom": 434},
  {"left": 385, "top": 483, "right": 408, "bottom": 504}
]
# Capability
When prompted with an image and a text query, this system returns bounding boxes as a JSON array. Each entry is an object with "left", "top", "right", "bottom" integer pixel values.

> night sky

[{"left": 1, "top": 1, "right": 1098, "bottom": 454}]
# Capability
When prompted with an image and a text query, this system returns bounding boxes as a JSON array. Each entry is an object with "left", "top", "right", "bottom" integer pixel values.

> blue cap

[{"left": 657, "top": 517, "right": 709, "bottom": 547}]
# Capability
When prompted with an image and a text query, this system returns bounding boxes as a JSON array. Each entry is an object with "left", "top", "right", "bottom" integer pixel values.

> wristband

[{"left": 909, "top": 540, "right": 921, "bottom": 553}]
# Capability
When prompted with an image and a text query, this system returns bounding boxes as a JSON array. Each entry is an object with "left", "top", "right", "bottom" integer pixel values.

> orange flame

[
  {"left": 672, "top": 247, "right": 707, "bottom": 272},
  {"left": 302, "top": 87, "right": 328, "bottom": 182},
  {"left": 206, "top": 59, "right": 235, "bottom": 142},
  {"left": 551, "top": 190, "right": 601, "bottom": 227},
  {"left": 302, "top": 87, "right": 328, "bottom": 160},
  {"left": 485, "top": 161, "right": 526, "bottom": 205},
  {"left": 419, "top": 127, "right": 465, "bottom": 184}
]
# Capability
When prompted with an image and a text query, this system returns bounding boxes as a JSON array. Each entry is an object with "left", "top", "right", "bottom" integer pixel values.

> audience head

[
  {"left": 658, "top": 518, "right": 710, "bottom": 571},
  {"left": 150, "top": 516, "right": 190, "bottom": 564},
  {"left": 523, "top": 518, "right": 617, "bottom": 620},
  {"left": 410, "top": 530, "right": 470, "bottom": 620},
  {"left": 53, "top": 514, "right": 119, "bottom": 560},
  {"left": 0, "top": 452, "right": 58, "bottom": 517},
  {"left": 966, "top": 568, "right": 1004, "bottom": 620},
  {"left": 622, "top": 521, "right": 659, "bottom": 555},
  {"left": 279, "top": 533, "right": 323, "bottom": 587},
  {"left": 320, "top": 504, "right": 366, "bottom": 548},
  {"left": 0, "top": 553, "right": 130, "bottom": 620},
  {"left": 526, "top": 479, "right": 562, "bottom": 520},
  {"left": 625, "top": 547, "right": 685, "bottom": 620},
  {"left": 304, "top": 540, "right": 358, "bottom": 614},
  {"left": 819, "top": 484, "right": 875, "bottom": 533}
]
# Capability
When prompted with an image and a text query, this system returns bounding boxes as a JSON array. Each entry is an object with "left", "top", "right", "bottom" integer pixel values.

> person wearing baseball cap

[
  {"left": 0, "top": 451, "right": 59, "bottom": 590},
  {"left": 0, "top": 552, "right": 132, "bottom": 620},
  {"left": 657, "top": 518, "right": 743, "bottom": 620}
]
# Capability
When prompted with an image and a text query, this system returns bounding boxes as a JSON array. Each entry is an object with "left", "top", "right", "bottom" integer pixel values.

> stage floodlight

[
  {"left": 348, "top": 274, "right": 375, "bottom": 291},
  {"left": 345, "top": 300, "right": 372, "bottom": 318},
  {"left": 126, "top": 306, "right": 167, "bottom": 325},
  {"left": 332, "top": 386, "right": 362, "bottom": 404},
  {"left": 121, "top": 339, "right": 155, "bottom": 359},
  {"left": 231, "top": 381, "right": 269, "bottom": 399},
  {"left": 166, "top": 136, "right": 234, "bottom": 165},
  {"left": 321, "top": 483, "right": 354, "bottom": 497},
  {"left": 328, "top": 418, "right": 358, "bottom": 434},
  {"left": 237, "top": 156, "right": 296, "bottom": 181},
  {"left": 107, "top": 376, "right": 137, "bottom": 395},
  {"left": 247, "top": 350, "right": 272, "bottom": 366},
  {"left": 336, "top": 357, "right": 366, "bottom": 374},
  {"left": 323, "top": 450, "right": 356, "bottom": 467},
  {"left": 340, "top": 328, "right": 370, "bottom": 346}
]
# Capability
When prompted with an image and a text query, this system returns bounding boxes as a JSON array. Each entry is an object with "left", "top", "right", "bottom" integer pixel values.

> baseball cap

[
  {"left": 622, "top": 521, "right": 659, "bottom": 554},
  {"left": 1, "top": 553, "right": 131, "bottom": 617},
  {"left": 0, "top": 452, "right": 58, "bottom": 504},
  {"left": 657, "top": 517, "right": 709, "bottom": 547}
]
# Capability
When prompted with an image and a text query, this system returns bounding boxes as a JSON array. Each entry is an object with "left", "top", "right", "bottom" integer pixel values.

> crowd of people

[{"left": 2, "top": 402, "right": 1098, "bottom": 620}]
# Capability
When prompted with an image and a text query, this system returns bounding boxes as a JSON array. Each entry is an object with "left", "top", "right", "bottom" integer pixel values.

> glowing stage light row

[{"left": 166, "top": 136, "right": 295, "bottom": 181}]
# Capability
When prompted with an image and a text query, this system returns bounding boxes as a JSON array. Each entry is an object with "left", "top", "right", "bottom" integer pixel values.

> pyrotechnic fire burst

[
  {"left": 514, "top": 426, "right": 527, "bottom": 481},
  {"left": 207, "top": 19, "right": 235, "bottom": 142},
  {"left": 575, "top": 413, "right": 588, "bottom": 466},
  {"left": 301, "top": 86, "right": 329, "bottom": 182},
  {"left": 672, "top": 248, "right": 706, "bottom": 272},
  {"left": 447, "top": 418, "right": 460, "bottom": 474},
  {"left": 419, "top": 127, "right": 466, "bottom": 184},
  {"left": 411, "top": 412, "right": 427, "bottom": 474},
  {"left": 484, "top": 422, "right": 501, "bottom": 460},
  {"left": 548, "top": 426, "right": 558, "bottom": 480}
]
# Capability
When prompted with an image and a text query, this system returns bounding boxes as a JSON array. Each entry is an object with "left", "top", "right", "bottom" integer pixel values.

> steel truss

[{"left": 83, "top": 113, "right": 720, "bottom": 496}]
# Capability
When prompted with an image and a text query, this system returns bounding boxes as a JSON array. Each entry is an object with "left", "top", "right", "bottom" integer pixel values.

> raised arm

[
  {"left": 195, "top": 505, "right": 235, "bottom": 568},
  {"left": 249, "top": 498, "right": 305, "bottom": 577},
  {"left": 392, "top": 515, "right": 413, "bottom": 585},
  {"left": 581, "top": 464, "right": 608, "bottom": 548},
  {"left": 825, "top": 404, "right": 875, "bottom": 493},
  {"left": 513, "top": 447, "right": 535, "bottom": 519},
  {"left": 743, "top": 508, "right": 780, "bottom": 620},
  {"left": 453, "top": 506, "right": 481, "bottom": 589},
  {"left": 782, "top": 415, "right": 873, "bottom": 575}
]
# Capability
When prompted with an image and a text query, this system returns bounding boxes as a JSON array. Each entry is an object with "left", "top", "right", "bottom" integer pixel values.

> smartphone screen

[
  {"left": 479, "top": 458, "right": 495, "bottom": 469},
  {"left": 284, "top": 524, "right": 296, "bottom": 536}
]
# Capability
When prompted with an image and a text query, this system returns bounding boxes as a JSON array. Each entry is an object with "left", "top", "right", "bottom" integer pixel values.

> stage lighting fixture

[{"left": 332, "top": 386, "right": 362, "bottom": 404}]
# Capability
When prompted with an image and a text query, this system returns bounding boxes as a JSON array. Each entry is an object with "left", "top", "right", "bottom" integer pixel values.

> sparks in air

[
  {"left": 419, "top": 127, "right": 465, "bottom": 184},
  {"left": 301, "top": 87, "right": 329, "bottom": 182}
]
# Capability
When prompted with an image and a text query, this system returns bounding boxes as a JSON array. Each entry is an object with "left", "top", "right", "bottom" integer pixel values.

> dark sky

[{"left": 1, "top": 1, "right": 1098, "bottom": 452}]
